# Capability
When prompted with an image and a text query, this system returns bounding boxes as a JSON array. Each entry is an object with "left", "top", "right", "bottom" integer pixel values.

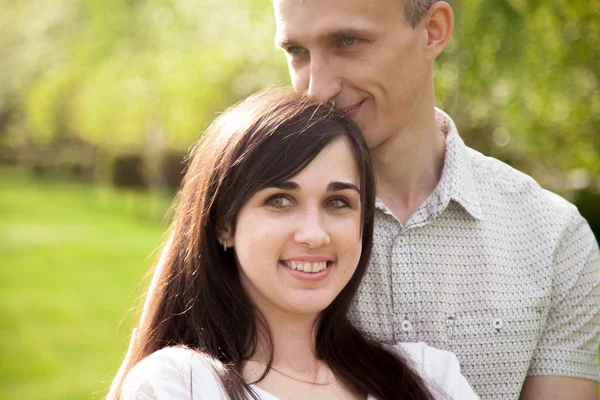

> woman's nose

[{"left": 293, "top": 209, "right": 331, "bottom": 248}]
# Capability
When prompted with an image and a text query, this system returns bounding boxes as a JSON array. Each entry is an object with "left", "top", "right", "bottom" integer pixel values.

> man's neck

[{"left": 371, "top": 107, "right": 446, "bottom": 225}]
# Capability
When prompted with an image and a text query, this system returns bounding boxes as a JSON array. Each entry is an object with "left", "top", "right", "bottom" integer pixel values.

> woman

[{"left": 110, "top": 88, "right": 477, "bottom": 400}]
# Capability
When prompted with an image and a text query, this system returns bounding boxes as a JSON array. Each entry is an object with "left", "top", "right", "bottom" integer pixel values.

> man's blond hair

[{"left": 404, "top": 0, "right": 440, "bottom": 27}]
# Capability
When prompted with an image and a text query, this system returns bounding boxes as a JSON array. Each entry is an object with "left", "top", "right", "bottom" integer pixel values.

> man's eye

[
  {"left": 325, "top": 198, "right": 350, "bottom": 209},
  {"left": 287, "top": 46, "right": 306, "bottom": 55},
  {"left": 267, "top": 195, "right": 293, "bottom": 208},
  {"left": 342, "top": 37, "right": 360, "bottom": 47}
]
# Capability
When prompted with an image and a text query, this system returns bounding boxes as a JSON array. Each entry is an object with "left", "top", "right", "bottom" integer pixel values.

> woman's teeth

[{"left": 285, "top": 261, "right": 327, "bottom": 273}]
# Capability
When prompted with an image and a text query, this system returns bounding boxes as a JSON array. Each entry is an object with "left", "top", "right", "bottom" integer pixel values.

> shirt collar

[{"left": 375, "top": 108, "right": 483, "bottom": 222}]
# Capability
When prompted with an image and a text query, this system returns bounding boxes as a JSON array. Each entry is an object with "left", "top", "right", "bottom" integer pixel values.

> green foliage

[
  {"left": 1, "top": 0, "right": 289, "bottom": 153},
  {"left": 0, "top": 0, "right": 597, "bottom": 190},
  {"left": 436, "top": 0, "right": 599, "bottom": 192}
]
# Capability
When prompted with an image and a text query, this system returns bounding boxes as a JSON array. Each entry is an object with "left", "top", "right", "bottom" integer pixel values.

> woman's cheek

[{"left": 336, "top": 215, "right": 362, "bottom": 242}]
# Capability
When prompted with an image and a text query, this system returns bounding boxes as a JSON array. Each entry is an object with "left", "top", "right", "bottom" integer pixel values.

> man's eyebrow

[
  {"left": 327, "top": 181, "right": 360, "bottom": 193},
  {"left": 275, "top": 28, "right": 373, "bottom": 49},
  {"left": 274, "top": 35, "right": 299, "bottom": 49},
  {"left": 323, "top": 28, "right": 372, "bottom": 42}
]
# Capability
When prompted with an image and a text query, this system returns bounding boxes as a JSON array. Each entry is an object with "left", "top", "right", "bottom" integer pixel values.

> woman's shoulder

[
  {"left": 122, "top": 347, "right": 226, "bottom": 400},
  {"left": 394, "top": 342, "right": 459, "bottom": 372},
  {"left": 392, "top": 342, "right": 479, "bottom": 399}
]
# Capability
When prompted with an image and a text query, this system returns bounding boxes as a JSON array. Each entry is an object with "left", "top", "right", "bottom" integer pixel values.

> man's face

[{"left": 273, "top": 0, "right": 430, "bottom": 149}]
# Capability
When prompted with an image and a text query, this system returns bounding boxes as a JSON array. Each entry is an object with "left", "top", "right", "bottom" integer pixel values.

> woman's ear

[{"left": 216, "top": 227, "right": 233, "bottom": 250}]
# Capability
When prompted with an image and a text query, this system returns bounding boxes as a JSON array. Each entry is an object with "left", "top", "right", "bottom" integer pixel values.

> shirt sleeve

[
  {"left": 528, "top": 210, "right": 600, "bottom": 381},
  {"left": 396, "top": 342, "right": 480, "bottom": 399},
  {"left": 121, "top": 347, "right": 227, "bottom": 400}
]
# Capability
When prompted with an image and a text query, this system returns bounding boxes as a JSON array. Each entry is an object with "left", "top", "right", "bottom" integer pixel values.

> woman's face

[{"left": 231, "top": 138, "right": 363, "bottom": 317}]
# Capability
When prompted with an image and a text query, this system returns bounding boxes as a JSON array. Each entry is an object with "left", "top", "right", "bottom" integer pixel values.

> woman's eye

[
  {"left": 325, "top": 198, "right": 350, "bottom": 209},
  {"left": 266, "top": 195, "right": 293, "bottom": 208},
  {"left": 342, "top": 37, "right": 360, "bottom": 47}
]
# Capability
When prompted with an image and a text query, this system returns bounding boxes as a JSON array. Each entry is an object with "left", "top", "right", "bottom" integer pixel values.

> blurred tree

[
  {"left": 0, "top": 0, "right": 289, "bottom": 188},
  {"left": 0, "top": 0, "right": 598, "bottom": 198},
  {"left": 436, "top": 0, "right": 599, "bottom": 193}
]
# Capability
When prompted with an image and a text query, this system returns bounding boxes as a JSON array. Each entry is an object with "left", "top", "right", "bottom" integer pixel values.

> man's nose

[
  {"left": 306, "top": 56, "right": 342, "bottom": 103},
  {"left": 293, "top": 209, "right": 331, "bottom": 249}
]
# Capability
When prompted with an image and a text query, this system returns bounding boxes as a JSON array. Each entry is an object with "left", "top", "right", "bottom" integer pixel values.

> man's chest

[{"left": 350, "top": 206, "right": 555, "bottom": 399}]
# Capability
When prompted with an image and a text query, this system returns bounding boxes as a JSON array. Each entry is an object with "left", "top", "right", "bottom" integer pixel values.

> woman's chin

[
  {"left": 279, "top": 293, "right": 337, "bottom": 316},
  {"left": 286, "top": 305, "right": 328, "bottom": 316}
]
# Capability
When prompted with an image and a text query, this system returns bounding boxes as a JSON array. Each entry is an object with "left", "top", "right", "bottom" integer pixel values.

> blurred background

[{"left": 0, "top": 0, "right": 598, "bottom": 399}]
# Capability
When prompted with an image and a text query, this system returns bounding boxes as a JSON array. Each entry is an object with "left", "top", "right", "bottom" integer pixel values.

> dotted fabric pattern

[{"left": 348, "top": 109, "right": 600, "bottom": 400}]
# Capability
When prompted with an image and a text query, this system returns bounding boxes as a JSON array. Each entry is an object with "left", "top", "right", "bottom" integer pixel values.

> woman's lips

[
  {"left": 282, "top": 260, "right": 328, "bottom": 272},
  {"left": 279, "top": 261, "right": 333, "bottom": 281}
]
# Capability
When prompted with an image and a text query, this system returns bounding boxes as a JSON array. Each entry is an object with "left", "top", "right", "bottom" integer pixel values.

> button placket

[
  {"left": 391, "top": 229, "right": 416, "bottom": 341},
  {"left": 445, "top": 316, "right": 455, "bottom": 347}
]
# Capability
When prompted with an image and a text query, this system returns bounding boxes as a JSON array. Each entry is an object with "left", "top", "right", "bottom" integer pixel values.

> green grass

[
  {"left": 1, "top": 169, "right": 599, "bottom": 399},
  {"left": 0, "top": 169, "right": 172, "bottom": 400}
]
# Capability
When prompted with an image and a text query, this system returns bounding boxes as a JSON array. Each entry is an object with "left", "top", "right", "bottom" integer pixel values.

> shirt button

[
  {"left": 396, "top": 236, "right": 406, "bottom": 246},
  {"left": 493, "top": 318, "right": 503, "bottom": 329},
  {"left": 401, "top": 320, "right": 413, "bottom": 332}
]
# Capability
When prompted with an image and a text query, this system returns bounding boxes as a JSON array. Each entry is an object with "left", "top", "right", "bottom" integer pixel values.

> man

[{"left": 271, "top": 0, "right": 600, "bottom": 399}]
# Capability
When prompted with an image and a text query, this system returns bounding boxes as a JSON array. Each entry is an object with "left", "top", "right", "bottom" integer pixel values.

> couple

[
  {"left": 112, "top": 89, "right": 478, "bottom": 399},
  {"left": 110, "top": 0, "right": 600, "bottom": 399}
]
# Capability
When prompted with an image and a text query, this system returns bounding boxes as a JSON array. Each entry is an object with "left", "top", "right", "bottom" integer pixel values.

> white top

[
  {"left": 122, "top": 343, "right": 479, "bottom": 400},
  {"left": 347, "top": 108, "right": 600, "bottom": 399}
]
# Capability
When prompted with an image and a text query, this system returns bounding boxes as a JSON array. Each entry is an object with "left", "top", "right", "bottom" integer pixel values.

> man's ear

[{"left": 423, "top": 1, "right": 454, "bottom": 60}]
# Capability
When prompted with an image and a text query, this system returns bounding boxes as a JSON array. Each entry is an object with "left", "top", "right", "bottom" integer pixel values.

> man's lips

[{"left": 342, "top": 101, "right": 364, "bottom": 117}]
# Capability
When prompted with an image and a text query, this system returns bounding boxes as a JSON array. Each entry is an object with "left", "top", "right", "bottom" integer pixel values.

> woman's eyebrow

[
  {"left": 272, "top": 181, "right": 299, "bottom": 191},
  {"left": 269, "top": 181, "right": 359, "bottom": 193},
  {"left": 327, "top": 181, "right": 360, "bottom": 193}
]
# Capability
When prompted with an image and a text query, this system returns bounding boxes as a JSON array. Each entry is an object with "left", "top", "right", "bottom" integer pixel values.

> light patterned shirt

[{"left": 348, "top": 109, "right": 600, "bottom": 400}]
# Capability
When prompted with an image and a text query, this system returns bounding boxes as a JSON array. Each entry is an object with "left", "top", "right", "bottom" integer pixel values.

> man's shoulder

[{"left": 465, "top": 146, "right": 578, "bottom": 219}]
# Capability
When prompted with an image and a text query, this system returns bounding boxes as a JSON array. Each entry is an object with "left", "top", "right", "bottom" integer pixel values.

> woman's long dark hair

[{"left": 109, "top": 88, "right": 434, "bottom": 400}]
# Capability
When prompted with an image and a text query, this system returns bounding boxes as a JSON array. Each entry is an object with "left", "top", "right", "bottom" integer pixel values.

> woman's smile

[{"left": 279, "top": 260, "right": 334, "bottom": 281}]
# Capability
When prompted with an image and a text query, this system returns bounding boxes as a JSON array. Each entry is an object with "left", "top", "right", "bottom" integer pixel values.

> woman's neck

[
  {"left": 254, "top": 307, "right": 321, "bottom": 373},
  {"left": 244, "top": 306, "right": 363, "bottom": 400}
]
